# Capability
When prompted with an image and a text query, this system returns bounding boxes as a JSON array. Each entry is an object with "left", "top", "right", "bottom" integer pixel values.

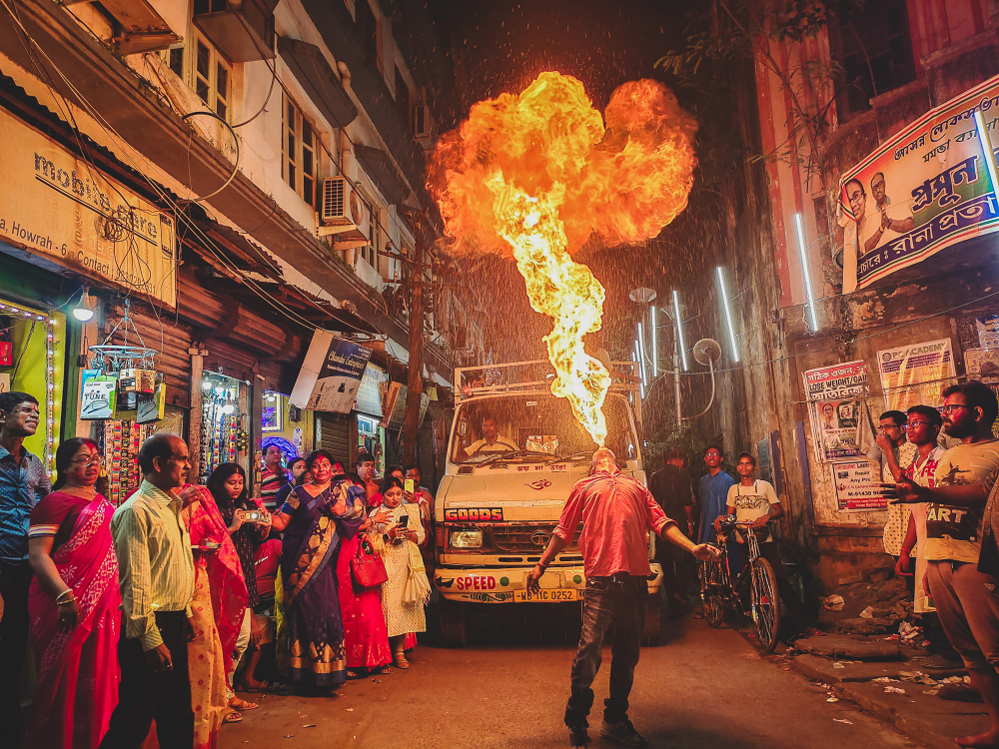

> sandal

[
  {"left": 376, "top": 665, "right": 393, "bottom": 674},
  {"left": 223, "top": 711, "right": 242, "bottom": 724},
  {"left": 228, "top": 697, "right": 258, "bottom": 711},
  {"left": 346, "top": 670, "right": 360, "bottom": 679},
  {"left": 394, "top": 653, "right": 409, "bottom": 669}
]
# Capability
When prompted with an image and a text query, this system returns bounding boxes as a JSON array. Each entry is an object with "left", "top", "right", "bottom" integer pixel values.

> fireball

[{"left": 432, "top": 72, "right": 697, "bottom": 445}]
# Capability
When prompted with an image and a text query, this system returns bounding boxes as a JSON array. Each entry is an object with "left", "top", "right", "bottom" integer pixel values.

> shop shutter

[{"left": 317, "top": 412, "right": 351, "bottom": 465}]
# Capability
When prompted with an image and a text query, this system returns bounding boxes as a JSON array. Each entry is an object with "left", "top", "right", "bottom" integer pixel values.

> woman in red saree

[
  {"left": 26, "top": 438, "right": 120, "bottom": 749},
  {"left": 336, "top": 470, "right": 392, "bottom": 677},
  {"left": 183, "top": 483, "right": 248, "bottom": 743}
]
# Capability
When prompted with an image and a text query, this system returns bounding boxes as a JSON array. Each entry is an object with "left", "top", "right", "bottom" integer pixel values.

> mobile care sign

[
  {"left": 0, "top": 109, "right": 177, "bottom": 307},
  {"left": 839, "top": 74, "right": 999, "bottom": 293}
]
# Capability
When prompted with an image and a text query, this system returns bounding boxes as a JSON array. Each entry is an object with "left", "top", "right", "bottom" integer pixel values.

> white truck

[{"left": 433, "top": 360, "right": 663, "bottom": 646}]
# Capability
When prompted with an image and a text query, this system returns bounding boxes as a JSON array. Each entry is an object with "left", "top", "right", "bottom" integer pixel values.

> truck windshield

[{"left": 450, "top": 393, "right": 639, "bottom": 465}]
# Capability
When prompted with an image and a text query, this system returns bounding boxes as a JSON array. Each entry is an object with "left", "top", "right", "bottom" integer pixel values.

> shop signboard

[
  {"left": 831, "top": 459, "right": 887, "bottom": 511},
  {"left": 290, "top": 330, "right": 372, "bottom": 414},
  {"left": 802, "top": 360, "right": 869, "bottom": 461},
  {"left": 838, "top": 74, "right": 999, "bottom": 292},
  {"left": 0, "top": 109, "right": 177, "bottom": 307},
  {"left": 877, "top": 338, "right": 956, "bottom": 411},
  {"left": 355, "top": 364, "right": 388, "bottom": 417}
]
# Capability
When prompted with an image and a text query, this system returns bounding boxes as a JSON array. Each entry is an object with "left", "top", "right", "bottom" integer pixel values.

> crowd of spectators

[{"left": 0, "top": 387, "right": 434, "bottom": 749}]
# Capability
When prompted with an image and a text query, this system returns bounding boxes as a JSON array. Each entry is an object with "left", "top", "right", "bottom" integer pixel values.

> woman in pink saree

[
  {"left": 183, "top": 481, "right": 248, "bottom": 745},
  {"left": 26, "top": 438, "right": 120, "bottom": 749}
]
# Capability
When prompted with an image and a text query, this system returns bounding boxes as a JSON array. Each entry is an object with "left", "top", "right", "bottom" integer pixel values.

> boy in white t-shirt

[{"left": 720, "top": 451, "right": 804, "bottom": 636}]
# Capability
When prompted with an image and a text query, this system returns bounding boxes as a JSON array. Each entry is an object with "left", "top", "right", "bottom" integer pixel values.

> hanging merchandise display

[
  {"left": 199, "top": 371, "right": 248, "bottom": 483},
  {"left": 83, "top": 298, "right": 166, "bottom": 504}
]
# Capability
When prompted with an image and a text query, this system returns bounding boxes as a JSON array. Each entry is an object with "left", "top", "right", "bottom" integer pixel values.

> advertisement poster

[
  {"left": 877, "top": 338, "right": 957, "bottom": 411},
  {"left": 0, "top": 109, "right": 177, "bottom": 307},
  {"left": 838, "top": 74, "right": 999, "bottom": 292},
  {"left": 831, "top": 460, "right": 888, "bottom": 511},
  {"left": 803, "top": 360, "right": 869, "bottom": 461},
  {"left": 290, "top": 330, "right": 372, "bottom": 413}
]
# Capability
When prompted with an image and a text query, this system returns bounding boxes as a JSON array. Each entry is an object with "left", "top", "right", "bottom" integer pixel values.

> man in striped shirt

[{"left": 100, "top": 434, "right": 200, "bottom": 749}]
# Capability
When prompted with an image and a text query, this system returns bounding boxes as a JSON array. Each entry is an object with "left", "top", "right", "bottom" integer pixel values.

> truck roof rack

[{"left": 454, "top": 360, "right": 641, "bottom": 402}]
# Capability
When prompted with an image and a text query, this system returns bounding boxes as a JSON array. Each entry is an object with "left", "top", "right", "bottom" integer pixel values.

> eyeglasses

[
  {"left": 72, "top": 455, "right": 105, "bottom": 467},
  {"left": 940, "top": 404, "right": 971, "bottom": 414},
  {"left": 878, "top": 424, "right": 902, "bottom": 431},
  {"left": 904, "top": 421, "right": 931, "bottom": 429}
]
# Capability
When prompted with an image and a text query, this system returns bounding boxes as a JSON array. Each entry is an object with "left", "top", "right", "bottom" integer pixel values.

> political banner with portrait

[
  {"left": 838, "top": 74, "right": 999, "bottom": 293},
  {"left": 803, "top": 360, "right": 869, "bottom": 461},
  {"left": 877, "top": 338, "right": 956, "bottom": 412}
]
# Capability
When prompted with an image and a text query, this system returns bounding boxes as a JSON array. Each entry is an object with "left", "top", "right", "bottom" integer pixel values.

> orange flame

[{"left": 432, "top": 72, "right": 697, "bottom": 445}]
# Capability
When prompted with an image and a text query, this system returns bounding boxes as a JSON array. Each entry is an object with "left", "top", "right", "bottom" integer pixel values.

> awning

[
  {"left": 356, "top": 144, "right": 410, "bottom": 206},
  {"left": 278, "top": 36, "right": 357, "bottom": 129}
]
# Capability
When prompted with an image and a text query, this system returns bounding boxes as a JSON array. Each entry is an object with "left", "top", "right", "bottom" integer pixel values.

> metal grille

[{"left": 490, "top": 524, "right": 579, "bottom": 553}]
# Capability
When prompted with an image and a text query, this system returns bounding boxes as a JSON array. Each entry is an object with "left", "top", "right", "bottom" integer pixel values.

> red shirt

[
  {"left": 554, "top": 469, "right": 674, "bottom": 578},
  {"left": 254, "top": 538, "right": 282, "bottom": 598}
]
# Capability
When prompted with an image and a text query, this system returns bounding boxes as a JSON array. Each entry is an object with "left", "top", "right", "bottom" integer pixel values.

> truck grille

[{"left": 490, "top": 524, "right": 579, "bottom": 553}]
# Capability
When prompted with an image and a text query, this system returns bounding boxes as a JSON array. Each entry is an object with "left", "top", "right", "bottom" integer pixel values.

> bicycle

[{"left": 699, "top": 516, "right": 781, "bottom": 652}]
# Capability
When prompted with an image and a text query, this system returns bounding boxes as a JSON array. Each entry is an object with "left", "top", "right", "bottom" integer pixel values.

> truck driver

[{"left": 464, "top": 417, "right": 517, "bottom": 457}]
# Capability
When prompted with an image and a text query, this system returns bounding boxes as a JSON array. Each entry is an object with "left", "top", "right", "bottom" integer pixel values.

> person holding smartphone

[
  {"left": 206, "top": 464, "right": 271, "bottom": 715},
  {"left": 366, "top": 476, "right": 429, "bottom": 669}
]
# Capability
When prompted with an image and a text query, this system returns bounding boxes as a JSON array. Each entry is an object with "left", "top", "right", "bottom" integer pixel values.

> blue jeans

[{"left": 565, "top": 574, "right": 646, "bottom": 728}]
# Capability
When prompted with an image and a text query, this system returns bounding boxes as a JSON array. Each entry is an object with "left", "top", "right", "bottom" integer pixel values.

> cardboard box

[{"left": 119, "top": 369, "right": 156, "bottom": 394}]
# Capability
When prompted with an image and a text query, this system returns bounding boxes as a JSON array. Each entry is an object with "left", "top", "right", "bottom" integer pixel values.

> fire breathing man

[{"left": 527, "top": 448, "right": 720, "bottom": 748}]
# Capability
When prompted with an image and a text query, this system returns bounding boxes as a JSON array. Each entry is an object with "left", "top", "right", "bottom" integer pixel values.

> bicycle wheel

[
  {"left": 702, "top": 561, "right": 726, "bottom": 629},
  {"left": 750, "top": 558, "right": 781, "bottom": 652}
]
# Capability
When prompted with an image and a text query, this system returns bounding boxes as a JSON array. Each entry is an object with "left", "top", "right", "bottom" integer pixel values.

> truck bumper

[{"left": 434, "top": 563, "right": 663, "bottom": 603}]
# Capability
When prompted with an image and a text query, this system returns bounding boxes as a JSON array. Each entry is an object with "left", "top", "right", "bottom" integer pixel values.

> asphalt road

[{"left": 220, "top": 606, "right": 918, "bottom": 749}]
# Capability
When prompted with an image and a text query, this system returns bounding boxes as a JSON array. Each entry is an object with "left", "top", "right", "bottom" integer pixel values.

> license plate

[{"left": 513, "top": 588, "right": 583, "bottom": 602}]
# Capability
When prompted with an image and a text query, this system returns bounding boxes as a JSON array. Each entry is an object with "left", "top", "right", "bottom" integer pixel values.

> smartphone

[
  {"left": 397, "top": 514, "right": 410, "bottom": 529},
  {"left": 244, "top": 510, "right": 261, "bottom": 522},
  {"left": 404, "top": 478, "right": 415, "bottom": 494}
]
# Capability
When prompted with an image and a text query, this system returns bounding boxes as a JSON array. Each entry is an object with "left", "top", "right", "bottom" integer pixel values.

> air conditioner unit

[
  {"left": 413, "top": 104, "right": 435, "bottom": 141},
  {"left": 321, "top": 177, "right": 352, "bottom": 225}
]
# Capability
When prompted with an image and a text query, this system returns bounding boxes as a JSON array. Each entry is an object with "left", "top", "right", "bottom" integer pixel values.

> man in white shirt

[
  {"left": 464, "top": 417, "right": 517, "bottom": 457},
  {"left": 895, "top": 405, "right": 946, "bottom": 613},
  {"left": 100, "top": 434, "right": 202, "bottom": 749},
  {"left": 722, "top": 451, "right": 804, "bottom": 635}
]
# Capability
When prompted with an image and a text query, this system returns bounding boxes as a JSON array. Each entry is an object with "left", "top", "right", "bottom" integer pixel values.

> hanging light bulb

[{"left": 72, "top": 288, "right": 94, "bottom": 322}]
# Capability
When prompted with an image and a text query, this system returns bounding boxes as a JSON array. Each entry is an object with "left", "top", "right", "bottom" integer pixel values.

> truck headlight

[{"left": 450, "top": 529, "right": 482, "bottom": 548}]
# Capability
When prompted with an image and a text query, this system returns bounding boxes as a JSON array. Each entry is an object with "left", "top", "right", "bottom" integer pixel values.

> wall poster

[{"left": 803, "top": 360, "right": 869, "bottom": 462}]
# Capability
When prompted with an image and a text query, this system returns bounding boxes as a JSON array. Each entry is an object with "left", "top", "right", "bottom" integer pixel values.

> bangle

[
  {"left": 900, "top": 548, "right": 912, "bottom": 555},
  {"left": 55, "top": 589, "right": 75, "bottom": 605}
]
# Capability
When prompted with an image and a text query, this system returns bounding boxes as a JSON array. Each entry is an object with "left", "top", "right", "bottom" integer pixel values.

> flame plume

[{"left": 432, "top": 72, "right": 697, "bottom": 446}]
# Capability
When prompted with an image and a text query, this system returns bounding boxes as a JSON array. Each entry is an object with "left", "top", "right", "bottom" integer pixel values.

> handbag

[{"left": 351, "top": 537, "right": 388, "bottom": 589}]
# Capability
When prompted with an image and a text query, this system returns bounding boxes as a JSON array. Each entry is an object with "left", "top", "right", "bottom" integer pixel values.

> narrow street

[{"left": 220, "top": 610, "right": 916, "bottom": 749}]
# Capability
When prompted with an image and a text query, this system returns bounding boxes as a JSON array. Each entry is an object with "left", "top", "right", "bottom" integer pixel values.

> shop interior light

[
  {"left": 974, "top": 110, "right": 999, "bottom": 193},
  {"left": 221, "top": 403, "right": 236, "bottom": 415},
  {"left": 716, "top": 267, "right": 740, "bottom": 363},
  {"left": 72, "top": 288, "right": 94, "bottom": 322},
  {"left": 201, "top": 377, "right": 213, "bottom": 391},
  {"left": 672, "top": 290, "right": 688, "bottom": 372},
  {"left": 794, "top": 212, "right": 820, "bottom": 332}
]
